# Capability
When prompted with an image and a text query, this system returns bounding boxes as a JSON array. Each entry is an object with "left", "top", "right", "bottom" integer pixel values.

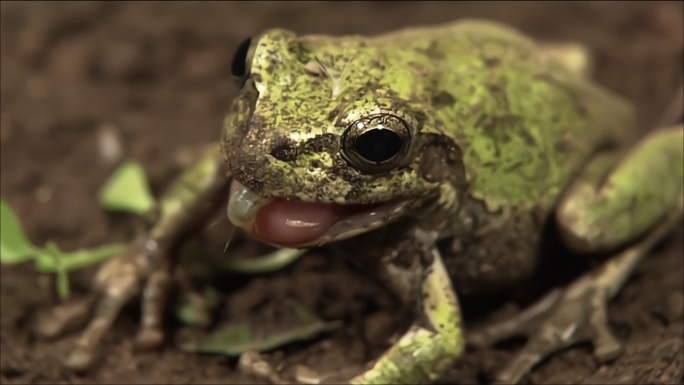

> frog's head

[{"left": 221, "top": 29, "right": 464, "bottom": 248}]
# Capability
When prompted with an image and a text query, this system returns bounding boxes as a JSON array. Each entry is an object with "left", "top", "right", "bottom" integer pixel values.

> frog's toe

[
  {"left": 494, "top": 276, "right": 623, "bottom": 384},
  {"left": 33, "top": 296, "right": 96, "bottom": 339},
  {"left": 466, "top": 288, "right": 564, "bottom": 349},
  {"left": 134, "top": 269, "right": 173, "bottom": 350},
  {"left": 496, "top": 205, "right": 683, "bottom": 383},
  {"left": 40, "top": 240, "right": 173, "bottom": 372},
  {"left": 63, "top": 255, "right": 145, "bottom": 371}
]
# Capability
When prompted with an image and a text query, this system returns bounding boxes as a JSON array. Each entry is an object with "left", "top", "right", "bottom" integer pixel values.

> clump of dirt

[{"left": 1, "top": 2, "right": 682, "bottom": 384}]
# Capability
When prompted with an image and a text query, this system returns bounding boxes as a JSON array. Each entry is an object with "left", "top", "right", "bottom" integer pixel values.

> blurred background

[{"left": 1, "top": 2, "right": 682, "bottom": 384}]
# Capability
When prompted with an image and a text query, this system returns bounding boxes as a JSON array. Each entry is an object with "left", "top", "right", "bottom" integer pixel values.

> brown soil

[{"left": 1, "top": 2, "right": 683, "bottom": 384}]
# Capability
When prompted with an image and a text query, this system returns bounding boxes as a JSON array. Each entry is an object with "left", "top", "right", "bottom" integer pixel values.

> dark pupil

[
  {"left": 353, "top": 129, "right": 403, "bottom": 164},
  {"left": 231, "top": 37, "right": 252, "bottom": 78}
]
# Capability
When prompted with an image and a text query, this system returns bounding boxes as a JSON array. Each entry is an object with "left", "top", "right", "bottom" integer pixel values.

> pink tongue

[{"left": 254, "top": 201, "right": 366, "bottom": 247}]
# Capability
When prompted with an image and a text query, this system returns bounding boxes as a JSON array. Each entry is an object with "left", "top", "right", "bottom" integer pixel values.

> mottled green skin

[
  {"left": 221, "top": 20, "right": 635, "bottom": 292},
  {"left": 218, "top": 19, "right": 663, "bottom": 384},
  {"left": 222, "top": 20, "right": 633, "bottom": 209}
]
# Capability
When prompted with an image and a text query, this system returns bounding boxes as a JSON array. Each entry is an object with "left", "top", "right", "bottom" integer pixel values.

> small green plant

[
  {"left": 0, "top": 160, "right": 155, "bottom": 299},
  {"left": 0, "top": 199, "right": 125, "bottom": 298}
]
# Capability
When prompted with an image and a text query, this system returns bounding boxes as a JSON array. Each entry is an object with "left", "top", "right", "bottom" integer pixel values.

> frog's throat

[{"left": 227, "top": 179, "right": 409, "bottom": 248}]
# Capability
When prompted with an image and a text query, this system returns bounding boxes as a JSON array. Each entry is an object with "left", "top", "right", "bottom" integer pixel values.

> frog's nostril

[{"left": 270, "top": 143, "right": 297, "bottom": 162}]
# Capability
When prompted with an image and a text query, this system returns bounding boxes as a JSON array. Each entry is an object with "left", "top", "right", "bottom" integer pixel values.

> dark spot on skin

[
  {"left": 431, "top": 91, "right": 456, "bottom": 109},
  {"left": 502, "top": 161, "right": 523, "bottom": 173},
  {"left": 301, "top": 133, "right": 339, "bottom": 154},
  {"left": 486, "top": 84, "right": 510, "bottom": 109},
  {"left": 270, "top": 139, "right": 297, "bottom": 162},
  {"left": 499, "top": 131, "right": 513, "bottom": 144},
  {"left": 473, "top": 114, "right": 487, "bottom": 129},
  {"left": 409, "top": 61, "right": 429, "bottom": 77},
  {"left": 426, "top": 41, "right": 446, "bottom": 60},
  {"left": 338, "top": 166, "right": 365, "bottom": 186},
  {"left": 413, "top": 110, "right": 428, "bottom": 130},
  {"left": 327, "top": 104, "right": 345, "bottom": 123},
  {"left": 483, "top": 115, "right": 521, "bottom": 133},
  {"left": 419, "top": 143, "right": 450, "bottom": 183},
  {"left": 554, "top": 137, "right": 576, "bottom": 154},
  {"left": 429, "top": 304, "right": 437, "bottom": 311},
  {"left": 485, "top": 57, "right": 501, "bottom": 67},
  {"left": 520, "top": 130, "right": 537, "bottom": 146}
]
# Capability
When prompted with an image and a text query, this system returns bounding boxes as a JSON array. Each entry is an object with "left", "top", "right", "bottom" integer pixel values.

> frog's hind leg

[{"left": 471, "top": 125, "right": 684, "bottom": 384}]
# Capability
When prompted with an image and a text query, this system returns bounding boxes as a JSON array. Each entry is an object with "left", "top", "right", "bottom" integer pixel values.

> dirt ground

[{"left": 1, "top": 1, "right": 683, "bottom": 384}]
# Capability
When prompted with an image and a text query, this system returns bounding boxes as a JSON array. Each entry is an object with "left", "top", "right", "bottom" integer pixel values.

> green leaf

[
  {"left": 34, "top": 243, "right": 125, "bottom": 273},
  {"left": 222, "top": 248, "right": 308, "bottom": 274},
  {"left": 0, "top": 199, "right": 39, "bottom": 264},
  {"left": 176, "top": 299, "right": 339, "bottom": 356},
  {"left": 99, "top": 160, "right": 156, "bottom": 215}
]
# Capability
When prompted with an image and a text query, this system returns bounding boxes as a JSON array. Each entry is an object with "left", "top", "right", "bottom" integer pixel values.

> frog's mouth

[{"left": 227, "top": 180, "right": 409, "bottom": 248}]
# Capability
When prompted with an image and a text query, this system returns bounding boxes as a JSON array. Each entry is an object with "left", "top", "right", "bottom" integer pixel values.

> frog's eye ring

[
  {"left": 341, "top": 113, "right": 413, "bottom": 173},
  {"left": 231, "top": 37, "right": 255, "bottom": 87}
]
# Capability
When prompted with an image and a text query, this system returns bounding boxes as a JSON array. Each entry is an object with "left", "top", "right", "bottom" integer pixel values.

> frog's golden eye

[
  {"left": 341, "top": 113, "right": 413, "bottom": 173},
  {"left": 231, "top": 37, "right": 255, "bottom": 87}
]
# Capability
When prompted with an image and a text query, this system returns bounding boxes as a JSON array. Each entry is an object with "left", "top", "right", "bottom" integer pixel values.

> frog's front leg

[
  {"left": 34, "top": 145, "right": 231, "bottom": 371},
  {"left": 475, "top": 125, "right": 684, "bottom": 384},
  {"left": 350, "top": 229, "right": 466, "bottom": 384}
]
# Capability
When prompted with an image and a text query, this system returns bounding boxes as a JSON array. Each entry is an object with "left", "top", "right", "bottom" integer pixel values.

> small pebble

[
  {"left": 34, "top": 186, "right": 53, "bottom": 204},
  {"left": 97, "top": 123, "right": 124, "bottom": 165}
]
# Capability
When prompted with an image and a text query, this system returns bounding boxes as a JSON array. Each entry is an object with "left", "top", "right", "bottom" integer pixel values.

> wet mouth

[{"left": 227, "top": 180, "right": 409, "bottom": 248}]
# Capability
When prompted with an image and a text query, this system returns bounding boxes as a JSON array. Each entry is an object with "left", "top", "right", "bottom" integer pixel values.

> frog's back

[{"left": 385, "top": 20, "right": 636, "bottom": 211}]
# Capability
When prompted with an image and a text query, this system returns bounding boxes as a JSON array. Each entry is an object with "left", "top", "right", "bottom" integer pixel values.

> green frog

[{"left": 36, "top": 20, "right": 683, "bottom": 384}]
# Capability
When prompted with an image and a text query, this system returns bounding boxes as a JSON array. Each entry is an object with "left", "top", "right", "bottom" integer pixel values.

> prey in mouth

[{"left": 227, "top": 179, "right": 410, "bottom": 249}]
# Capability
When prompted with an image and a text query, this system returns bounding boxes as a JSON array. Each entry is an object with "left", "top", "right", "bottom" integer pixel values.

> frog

[{"left": 34, "top": 19, "right": 684, "bottom": 384}]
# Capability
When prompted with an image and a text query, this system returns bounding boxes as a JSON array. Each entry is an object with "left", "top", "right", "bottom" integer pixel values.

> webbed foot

[
  {"left": 34, "top": 240, "right": 175, "bottom": 371},
  {"left": 33, "top": 146, "right": 230, "bottom": 372},
  {"left": 468, "top": 191, "right": 683, "bottom": 384}
]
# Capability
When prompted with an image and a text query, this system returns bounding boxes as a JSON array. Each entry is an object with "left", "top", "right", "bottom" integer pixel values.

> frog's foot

[
  {"left": 34, "top": 240, "right": 173, "bottom": 371},
  {"left": 465, "top": 288, "right": 564, "bottom": 349},
  {"left": 348, "top": 232, "right": 466, "bottom": 385},
  {"left": 471, "top": 190, "right": 683, "bottom": 385},
  {"left": 34, "top": 147, "right": 230, "bottom": 372}
]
